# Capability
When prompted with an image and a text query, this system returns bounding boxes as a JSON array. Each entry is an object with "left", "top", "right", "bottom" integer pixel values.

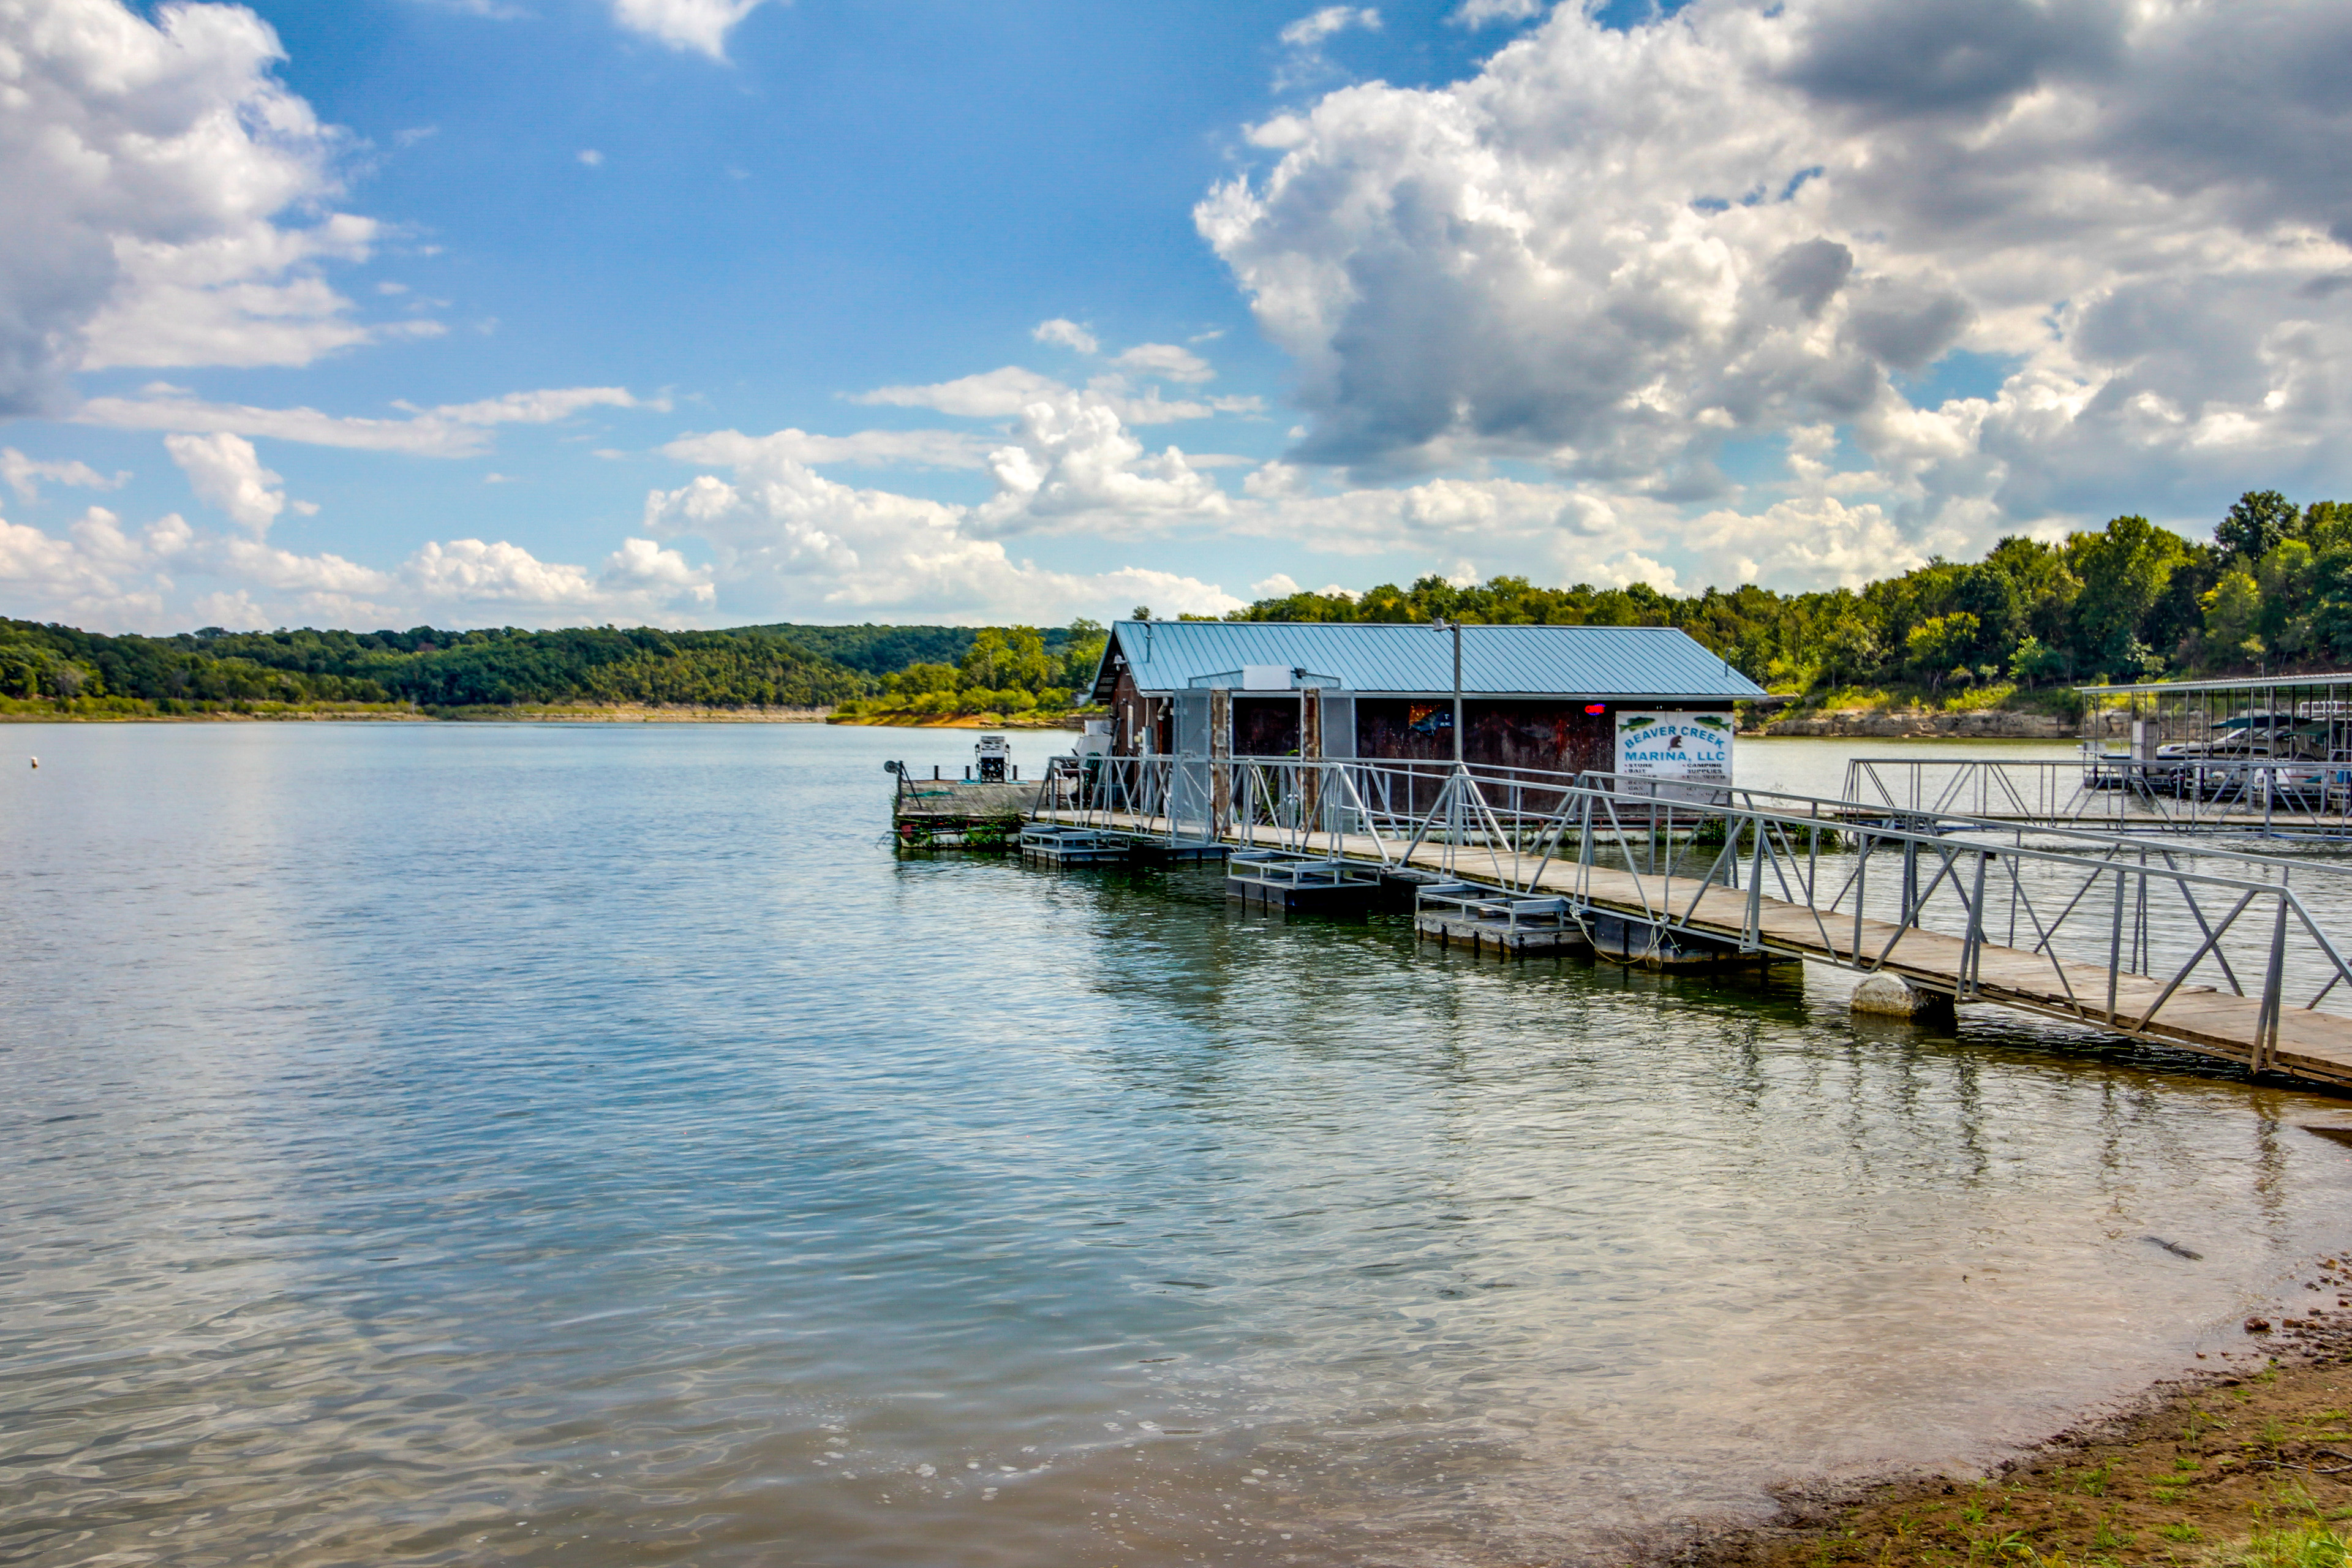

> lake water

[{"left": 6, "top": 722, "right": 2352, "bottom": 1567}]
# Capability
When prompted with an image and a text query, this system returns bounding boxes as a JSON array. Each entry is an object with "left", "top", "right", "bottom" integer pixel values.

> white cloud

[
  {"left": 1, "top": 448, "right": 126, "bottom": 502},
  {"left": 1276, "top": 6, "right": 1380, "bottom": 90},
  {"left": 578, "top": 148, "right": 605, "bottom": 167},
  {"left": 644, "top": 424, "right": 1242, "bottom": 623},
  {"left": 852, "top": 366, "right": 1069, "bottom": 420},
  {"left": 0, "top": 508, "right": 171, "bottom": 626},
  {"left": 1280, "top": 6, "right": 1379, "bottom": 49},
  {"left": 1447, "top": 0, "right": 1540, "bottom": 26},
  {"left": 1109, "top": 342, "right": 1215, "bottom": 384},
  {"left": 0, "top": 0, "right": 418, "bottom": 409},
  {"left": 1200, "top": 0, "right": 2352, "bottom": 572},
  {"left": 663, "top": 428, "right": 992, "bottom": 470},
  {"left": 610, "top": 0, "right": 769, "bottom": 59},
  {"left": 77, "top": 386, "right": 657, "bottom": 456},
  {"left": 0, "top": 499, "right": 715, "bottom": 632},
  {"left": 973, "top": 398, "right": 1229, "bottom": 536},
  {"left": 1031, "top": 318, "right": 1099, "bottom": 355},
  {"left": 851, "top": 365, "right": 1250, "bottom": 427},
  {"left": 165, "top": 432, "right": 287, "bottom": 535},
  {"left": 408, "top": 386, "right": 661, "bottom": 425},
  {"left": 404, "top": 536, "right": 714, "bottom": 616}
]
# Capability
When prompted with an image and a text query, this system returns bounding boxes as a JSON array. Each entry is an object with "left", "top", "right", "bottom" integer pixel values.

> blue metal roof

[{"left": 1092, "top": 620, "right": 1767, "bottom": 701}]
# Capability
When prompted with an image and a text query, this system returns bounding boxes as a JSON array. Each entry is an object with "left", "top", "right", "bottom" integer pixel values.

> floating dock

[
  {"left": 1225, "top": 853, "right": 1384, "bottom": 915},
  {"left": 1017, "top": 824, "right": 1132, "bottom": 866},
  {"left": 891, "top": 777, "right": 1034, "bottom": 848}
]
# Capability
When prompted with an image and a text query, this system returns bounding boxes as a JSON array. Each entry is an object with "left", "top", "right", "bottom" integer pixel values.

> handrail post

[
  {"left": 2106, "top": 867, "right": 2125, "bottom": 1023},
  {"left": 1743, "top": 810, "right": 1764, "bottom": 952},
  {"left": 1853, "top": 832, "right": 1869, "bottom": 965},
  {"left": 2256, "top": 894, "right": 2290, "bottom": 1074},
  {"left": 1901, "top": 832, "right": 1920, "bottom": 926},
  {"left": 1962, "top": 850, "right": 1988, "bottom": 999}
]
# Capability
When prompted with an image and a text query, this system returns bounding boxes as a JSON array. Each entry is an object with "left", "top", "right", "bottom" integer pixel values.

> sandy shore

[{"left": 1691, "top": 1276, "right": 2352, "bottom": 1566}]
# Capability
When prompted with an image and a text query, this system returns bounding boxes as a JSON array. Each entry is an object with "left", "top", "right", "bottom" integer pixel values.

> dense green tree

[
  {"left": 2067, "top": 516, "right": 2190, "bottom": 676},
  {"left": 2218, "top": 489, "right": 2299, "bottom": 561},
  {"left": 1060, "top": 617, "right": 1107, "bottom": 690}
]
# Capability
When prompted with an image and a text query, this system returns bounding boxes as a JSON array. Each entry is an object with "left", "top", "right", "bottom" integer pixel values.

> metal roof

[
  {"left": 1091, "top": 620, "right": 1768, "bottom": 701},
  {"left": 2077, "top": 670, "right": 2352, "bottom": 696}
]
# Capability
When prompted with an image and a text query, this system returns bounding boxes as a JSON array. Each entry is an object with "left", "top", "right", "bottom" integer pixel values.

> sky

[{"left": 4, "top": 0, "right": 2352, "bottom": 633}]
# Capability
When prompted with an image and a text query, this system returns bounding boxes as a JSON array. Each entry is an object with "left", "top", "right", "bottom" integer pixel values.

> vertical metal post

[
  {"left": 2136, "top": 848, "right": 2149, "bottom": 973},
  {"left": 1853, "top": 834, "right": 1869, "bottom": 964},
  {"left": 2106, "top": 867, "right": 2125, "bottom": 1023},
  {"left": 1743, "top": 811, "right": 1764, "bottom": 953},
  {"left": 2255, "top": 892, "right": 2290, "bottom": 1075},
  {"left": 1962, "top": 850, "right": 1988, "bottom": 999},
  {"left": 1901, "top": 833, "right": 1919, "bottom": 926},
  {"left": 1451, "top": 621, "right": 1464, "bottom": 767}
]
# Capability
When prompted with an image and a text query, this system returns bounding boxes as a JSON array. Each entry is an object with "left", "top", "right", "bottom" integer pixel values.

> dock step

[
  {"left": 1226, "top": 854, "right": 1383, "bottom": 915},
  {"left": 1414, "top": 911, "right": 1593, "bottom": 957},
  {"left": 1017, "top": 825, "right": 1132, "bottom": 867}
]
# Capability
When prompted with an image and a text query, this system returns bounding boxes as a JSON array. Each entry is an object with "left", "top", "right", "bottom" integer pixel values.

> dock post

[
  {"left": 2255, "top": 895, "right": 2290, "bottom": 1074},
  {"left": 1742, "top": 812, "right": 1764, "bottom": 952},
  {"left": 1853, "top": 834, "right": 1869, "bottom": 963},
  {"left": 1961, "top": 851, "right": 1988, "bottom": 999},
  {"left": 2107, "top": 868, "right": 2125, "bottom": 1023}
]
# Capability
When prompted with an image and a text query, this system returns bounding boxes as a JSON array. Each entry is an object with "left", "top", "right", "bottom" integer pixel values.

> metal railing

[
  {"left": 1033, "top": 752, "right": 2352, "bottom": 1071},
  {"left": 1843, "top": 755, "right": 2352, "bottom": 838}
]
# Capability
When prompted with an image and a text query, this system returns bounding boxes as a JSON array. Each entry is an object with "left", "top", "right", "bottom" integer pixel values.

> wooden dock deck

[
  {"left": 1039, "top": 807, "right": 2352, "bottom": 1090},
  {"left": 892, "top": 779, "right": 1035, "bottom": 845}
]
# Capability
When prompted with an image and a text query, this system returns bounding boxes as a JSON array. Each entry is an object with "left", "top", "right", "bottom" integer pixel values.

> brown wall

[
  {"left": 1111, "top": 670, "right": 1165, "bottom": 756},
  {"left": 1351, "top": 699, "right": 1620, "bottom": 774}
]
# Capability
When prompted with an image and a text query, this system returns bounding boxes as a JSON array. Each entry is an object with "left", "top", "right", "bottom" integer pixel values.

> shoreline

[
  {"left": 1686, "top": 1289, "right": 2352, "bottom": 1566},
  {"left": 0, "top": 703, "right": 837, "bottom": 724},
  {"left": 1758, "top": 708, "right": 2075, "bottom": 739},
  {"left": 827, "top": 712, "right": 1080, "bottom": 729}
]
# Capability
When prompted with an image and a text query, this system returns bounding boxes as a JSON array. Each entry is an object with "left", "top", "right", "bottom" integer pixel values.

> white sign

[{"left": 1615, "top": 712, "right": 1733, "bottom": 783}]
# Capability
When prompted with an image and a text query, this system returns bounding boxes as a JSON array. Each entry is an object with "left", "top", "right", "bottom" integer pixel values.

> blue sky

[{"left": 5, "top": 0, "right": 2351, "bottom": 630}]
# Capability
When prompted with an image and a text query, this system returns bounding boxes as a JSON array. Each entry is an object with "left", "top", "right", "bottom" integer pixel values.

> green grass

[{"left": 2214, "top": 1522, "right": 2351, "bottom": 1568}]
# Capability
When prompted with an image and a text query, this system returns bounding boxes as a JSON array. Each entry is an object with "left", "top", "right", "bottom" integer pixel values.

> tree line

[
  {"left": 0, "top": 624, "right": 865, "bottom": 714},
  {"left": 0, "top": 619, "right": 1109, "bottom": 717},
  {"left": 1225, "top": 491, "right": 2352, "bottom": 701},
  {"left": 829, "top": 622, "right": 1109, "bottom": 719}
]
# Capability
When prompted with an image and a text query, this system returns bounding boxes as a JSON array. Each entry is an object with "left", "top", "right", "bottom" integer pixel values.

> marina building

[{"left": 1085, "top": 619, "right": 1769, "bottom": 779}]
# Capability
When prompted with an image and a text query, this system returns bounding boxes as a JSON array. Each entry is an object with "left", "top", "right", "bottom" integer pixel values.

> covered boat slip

[
  {"left": 1033, "top": 753, "right": 2352, "bottom": 1093},
  {"left": 1846, "top": 669, "right": 2352, "bottom": 837}
]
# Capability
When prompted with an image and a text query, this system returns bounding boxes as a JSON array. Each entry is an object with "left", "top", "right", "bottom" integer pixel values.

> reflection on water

[{"left": 3, "top": 726, "right": 2350, "bottom": 1567}]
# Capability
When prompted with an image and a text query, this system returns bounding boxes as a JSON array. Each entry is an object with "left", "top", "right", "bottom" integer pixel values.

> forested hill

[
  {"left": 0, "top": 623, "right": 873, "bottom": 714},
  {"left": 737, "top": 624, "right": 1085, "bottom": 676},
  {"left": 0, "top": 619, "right": 1110, "bottom": 717}
]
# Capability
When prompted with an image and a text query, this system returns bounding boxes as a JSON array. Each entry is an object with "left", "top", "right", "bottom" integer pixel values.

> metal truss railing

[
  {"left": 1843, "top": 755, "right": 2352, "bottom": 839},
  {"left": 1034, "top": 752, "right": 2352, "bottom": 1066}
]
